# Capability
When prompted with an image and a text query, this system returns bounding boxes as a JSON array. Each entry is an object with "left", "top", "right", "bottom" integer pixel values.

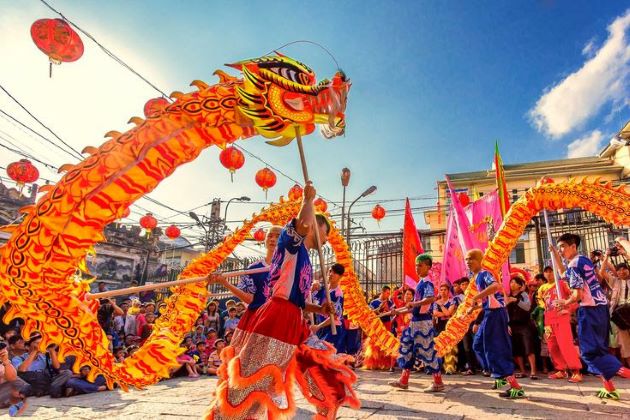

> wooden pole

[
  {"left": 294, "top": 126, "right": 336, "bottom": 335},
  {"left": 542, "top": 209, "right": 564, "bottom": 299},
  {"left": 87, "top": 266, "right": 270, "bottom": 300}
]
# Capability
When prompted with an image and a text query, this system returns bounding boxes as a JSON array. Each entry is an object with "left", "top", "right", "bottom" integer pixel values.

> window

[
  {"left": 512, "top": 188, "right": 518, "bottom": 203},
  {"left": 509, "top": 242, "right": 526, "bottom": 264}
]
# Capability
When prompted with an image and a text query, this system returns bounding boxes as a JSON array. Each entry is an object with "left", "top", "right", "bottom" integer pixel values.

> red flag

[{"left": 402, "top": 198, "right": 423, "bottom": 288}]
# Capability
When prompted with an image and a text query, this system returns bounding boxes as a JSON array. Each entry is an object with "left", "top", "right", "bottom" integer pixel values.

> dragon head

[{"left": 228, "top": 53, "right": 351, "bottom": 146}]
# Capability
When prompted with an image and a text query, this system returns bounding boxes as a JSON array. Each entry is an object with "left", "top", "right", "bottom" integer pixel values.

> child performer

[
  {"left": 552, "top": 233, "right": 630, "bottom": 400},
  {"left": 312, "top": 264, "right": 346, "bottom": 353},
  {"left": 467, "top": 249, "right": 525, "bottom": 399},
  {"left": 390, "top": 253, "right": 444, "bottom": 392}
]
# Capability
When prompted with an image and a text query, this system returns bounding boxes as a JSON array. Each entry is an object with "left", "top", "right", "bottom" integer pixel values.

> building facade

[{"left": 424, "top": 146, "right": 629, "bottom": 275}]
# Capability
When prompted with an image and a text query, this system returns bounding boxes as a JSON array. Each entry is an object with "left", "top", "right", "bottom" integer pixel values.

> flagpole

[
  {"left": 542, "top": 209, "right": 564, "bottom": 299},
  {"left": 294, "top": 126, "right": 336, "bottom": 335}
]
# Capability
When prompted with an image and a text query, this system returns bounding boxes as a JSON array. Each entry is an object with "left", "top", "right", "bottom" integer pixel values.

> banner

[{"left": 402, "top": 198, "right": 423, "bottom": 288}]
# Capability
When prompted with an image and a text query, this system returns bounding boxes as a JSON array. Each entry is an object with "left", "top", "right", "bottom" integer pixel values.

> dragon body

[{"left": 0, "top": 54, "right": 350, "bottom": 388}]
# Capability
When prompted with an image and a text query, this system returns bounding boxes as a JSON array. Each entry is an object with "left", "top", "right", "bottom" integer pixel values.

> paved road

[{"left": 10, "top": 370, "right": 630, "bottom": 419}]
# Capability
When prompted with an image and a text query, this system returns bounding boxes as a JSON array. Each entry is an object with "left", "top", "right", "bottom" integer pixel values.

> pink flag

[
  {"left": 467, "top": 190, "right": 512, "bottom": 289},
  {"left": 445, "top": 176, "right": 478, "bottom": 252},
  {"left": 439, "top": 208, "right": 467, "bottom": 286}
]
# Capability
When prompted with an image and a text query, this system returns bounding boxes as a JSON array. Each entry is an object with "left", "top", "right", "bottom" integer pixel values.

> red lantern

[
  {"left": 458, "top": 192, "right": 471, "bottom": 207},
  {"left": 253, "top": 228, "right": 266, "bottom": 242},
  {"left": 255, "top": 168, "right": 277, "bottom": 198},
  {"left": 30, "top": 18, "right": 84, "bottom": 77},
  {"left": 122, "top": 207, "right": 131, "bottom": 218},
  {"left": 165, "top": 225, "right": 181, "bottom": 240},
  {"left": 139, "top": 213, "right": 158, "bottom": 236},
  {"left": 314, "top": 198, "right": 328, "bottom": 213},
  {"left": 143, "top": 97, "right": 169, "bottom": 118},
  {"left": 7, "top": 159, "right": 39, "bottom": 193},
  {"left": 371, "top": 204, "right": 386, "bottom": 225},
  {"left": 288, "top": 184, "right": 303, "bottom": 201},
  {"left": 219, "top": 146, "right": 245, "bottom": 181}
]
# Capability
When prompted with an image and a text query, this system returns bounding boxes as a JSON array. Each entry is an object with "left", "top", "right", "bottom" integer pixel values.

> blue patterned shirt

[
  {"left": 268, "top": 219, "right": 313, "bottom": 309},
  {"left": 567, "top": 255, "right": 607, "bottom": 307},
  {"left": 236, "top": 260, "right": 270, "bottom": 310},
  {"left": 412, "top": 278, "right": 434, "bottom": 321},
  {"left": 475, "top": 270, "right": 505, "bottom": 310}
]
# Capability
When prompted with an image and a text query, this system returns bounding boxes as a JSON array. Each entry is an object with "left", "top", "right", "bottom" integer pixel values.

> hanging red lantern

[
  {"left": 288, "top": 184, "right": 303, "bottom": 201},
  {"left": 7, "top": 159, "right": 39, "bottom": 193},
  {"left": 253, "top": 228, "right": 266, "bottom": 242},
  {"left": 314, "top": 197, "right": 328, "bottom": 213},
  {"left": 165, "top": 225, "right": 181, "bottom": 240},
  {"left": 30, "top": 18, "right": 84, "bottom": 77},
  {"left": 139, "top": 213, "right": 158, "bottom": 236},
  {"left": 371, "top": 204, "right": 386, "bottom": 225},
  {"left": 122, "top": 207, "right": 131, "bottom": 218},
  {"left": 219, "top": 146, "right": 245, "bottom": 182},
  {"left": 458, "top": 192, "right": 471, "bottom": 207},
  {"left": 143, "top": 97, "right": 169, "bottom": 118},
  {"left": 255, "top": 168, "right": 277, "bottom": 198}
]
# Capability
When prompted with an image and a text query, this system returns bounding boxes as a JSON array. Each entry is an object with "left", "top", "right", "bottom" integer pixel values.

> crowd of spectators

[{"left": 0, "top": 237, "right": 627, "bottom": 413}]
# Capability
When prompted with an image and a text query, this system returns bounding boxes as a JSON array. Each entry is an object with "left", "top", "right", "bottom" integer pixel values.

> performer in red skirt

[{"left": 207, "top": 182, "right": 359, "bottom": 419}]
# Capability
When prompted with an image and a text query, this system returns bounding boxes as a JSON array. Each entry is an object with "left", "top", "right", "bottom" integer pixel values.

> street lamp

[
  {"left": 347, "top": 185, "right": 377, "bottom": 242},
  {"left": 223, "top": 196, "right": 251, "bottom": 224},
  {"left": 340, "top": 168, "right": 351, "bottom": 235}
]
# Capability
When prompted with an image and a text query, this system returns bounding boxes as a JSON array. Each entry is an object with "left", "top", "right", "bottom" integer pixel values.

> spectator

[
  {"left": 12, "top": 334, "right": 72, "bottom": 398},
  {"left": 124, "top": 299, "right": 141, "bottom": 337},
  {"left": 205, "top": 329, "right": 217, "bottom": 351},
  {"left": 204, "top": 301, "right": 221, "bottom": 332},
  {"left": 224, "top": 330, "right": 234, "bottom": 346},
  {"left": 139, "top": 312, "right": 156, "bottom": 344},
  {"left": 191, "top": 325, "right": 206, "bottom": 344},
  {"left": 506, "top": 276, "right": 537, "bottom": 379},
  {"left": 176, "top": 345, "right": 200, "bottom": 378},
  {"left": 136, "top": 301, "right": 155, "bottom": 337},
  {"left": 113, "top": 299, "right": 130, "bottom": 336},
  {"left": 113, "top": 347, "right": 126, "bottom": 363},
  {"left": 0, "top": 342, "right": 30, "bottom": 409},
  {"left": 235, "top": 302, "right": 247, "bottom": 317},
  {"left": 64, "top": 366, "right": 107, "bottom": 397},
  {"left": 434, "top": 283, "right": 457, "bottom": 374},
  {"left": 207, "top": 339, "right": 225, "bottom": 376},
  {"left": 600, "top": 251, "right": 630, "bottom": 368},
  {"left": 223, "top": 307, "right": 240, "bottom": 332},
  {"left": 7, "top": 336, "right": 25, "bottom": 361},
  {"left": 97, "top": 298, "right": 124, "bottom": 336},
  {"left": 195, "top": 341, "right": 208, "bottom": 373},
  {"left": 222, "top": 300, "right": 236, "bottom": 322}
]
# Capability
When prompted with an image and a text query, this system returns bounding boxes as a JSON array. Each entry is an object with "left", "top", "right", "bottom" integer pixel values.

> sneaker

[
  {"left": 492, "top": 378, "right": 508, "bottom": 389},
  {"left": 423, "top": 383, "right": 445, "bottom": 393},
  {"left": 596, "top": 388, "right": 620, "bottom": 400},
  {"left": 500, "top": 388, "right": 525, "bottom": 399},
  {"left": 568, "top": 373, "right": 583, "bottom": 383},
  {"left": 548, "top": 371, "right": 568, "bottom": 380},
  {"left": 389, "top": 380, "right": 409, "bottom": 390},
  {"left": 482, "top": 370, "right": 491, "bottom": 377}
]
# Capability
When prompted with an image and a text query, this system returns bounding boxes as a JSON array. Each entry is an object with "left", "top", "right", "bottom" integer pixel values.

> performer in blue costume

[
  {"left": 467, "top": 249, "right": 525, "bottom": 399},
  {"left": 553, "top": 233, "right": 630, "bottom": 400},
  {"left": 312, "top": 263, "right": 346, "bottom": 352},
  {"left": 390, "top": 253, "right": 444, "bottom": 392}
]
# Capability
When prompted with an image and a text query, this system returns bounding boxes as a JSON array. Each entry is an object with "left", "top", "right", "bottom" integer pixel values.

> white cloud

[
  {"left": 529, "top": 10, "right": 630, "bottom": 138},
  {"left": 582, "top": 38, "right": 597, "bottom": 57},
  {"left": 566, "top": 130, "right": 604, "bottom": 158}
]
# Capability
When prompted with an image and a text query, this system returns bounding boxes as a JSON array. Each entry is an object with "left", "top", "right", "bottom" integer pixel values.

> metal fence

[
  {"left": 148, "top": 208, "right": 628, "bottom": 302},
  {"left": 531, "top": 208, "right": 628, "bottom": 271}
]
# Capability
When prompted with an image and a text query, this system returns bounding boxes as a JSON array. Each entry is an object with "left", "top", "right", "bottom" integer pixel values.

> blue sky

[{"left": 1, "top": 1, "right": 629, "bottom": 250}]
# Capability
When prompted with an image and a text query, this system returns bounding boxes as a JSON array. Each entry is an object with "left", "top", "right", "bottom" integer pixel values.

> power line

[
  {"left": 0, "top": 83, "right": 83, "bottom": 159},
  {"left": 0, "top": 108, "right": 80, "bottom": 160},
  {"left": 39, "top": 0, "right": 172, "bottom": 100}
]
